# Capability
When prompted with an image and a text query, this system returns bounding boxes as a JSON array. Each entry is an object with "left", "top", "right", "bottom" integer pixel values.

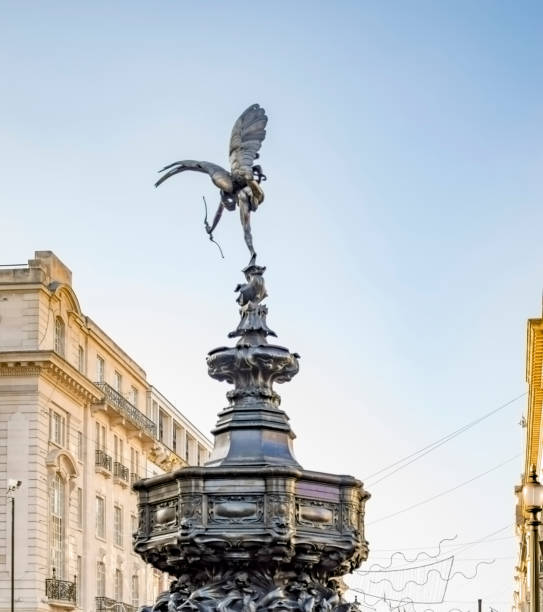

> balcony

[
  {"left": 95, "top": 449, "right": 112, "bottom": 477},
  {"left": 93, "top": 382, "right": 156, "bottom": 439},
  {"left": 113, "top": 461, "right": 129, "bottom": 487},
  {"left": 45, "top": 573, "right": 76, "bottom": 607},
  {"left": 95, "top": 596, "right": 137, "bottom": 612},
  {"left": 130, "top": 472, "right": 141, "bottom": 487}
]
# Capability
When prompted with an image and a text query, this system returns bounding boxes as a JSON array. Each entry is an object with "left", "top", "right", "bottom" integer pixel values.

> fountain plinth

[{"left": 134, "top": 262, "right": 370, "bottom": 611}]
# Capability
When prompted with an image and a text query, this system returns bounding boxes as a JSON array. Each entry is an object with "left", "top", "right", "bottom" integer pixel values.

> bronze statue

[
  {"left": 155, "top": 104, "right": 268, "bottom": 261},
  {"left": 137, "top": 103, "right": 369, "bottom": 612}
]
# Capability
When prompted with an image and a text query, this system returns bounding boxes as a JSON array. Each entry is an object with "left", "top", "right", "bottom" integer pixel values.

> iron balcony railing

[
  {"left": 113, "top": 461, "right": 129, "bottom": 482},
  {"left": 95, "top": 449, "right": 112, "bottom": 472},
  {"left": 130, "top": 472, "right": 140, "bottom": 486},
  {"left": 94, "top": 382, "right": 156, "bottom": 438},
  {"left": 95, "top": 596, "right": 137, "bottom": 612},
  {"left": 45, "top": 574, "right": 76, "bottom": 603}
]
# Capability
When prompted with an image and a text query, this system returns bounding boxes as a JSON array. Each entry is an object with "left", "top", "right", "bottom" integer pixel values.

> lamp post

[
  {"left": 6, "top": 479, "right": 22, "bottom": 612},
  {"left": 523, "top": 466, "right": 543, "bottom": 612}
]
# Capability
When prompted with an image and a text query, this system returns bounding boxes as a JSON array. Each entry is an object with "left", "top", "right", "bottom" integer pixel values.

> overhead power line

[
  {"left": 367, "top": 455, "right": 520, "bottom": 525},
  {"left": 450, "top": 524, "right": 513, "bottom": 557},
  {"left": 370, "top": 534, "right": 513, "bottom": 552},
  {"left": 364, "top": 392, "right": 526, "bottom": 486}
]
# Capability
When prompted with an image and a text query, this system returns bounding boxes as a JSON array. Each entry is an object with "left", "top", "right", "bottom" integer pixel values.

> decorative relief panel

[
  {"left": 295, "top": 498, "right": 339, "bottom": 530},
  {"left": 208, "top": 495, "right": 264, "bottom": 524},
  {"left": 149, "top": 498, "right": 178, "bottom": 533}
]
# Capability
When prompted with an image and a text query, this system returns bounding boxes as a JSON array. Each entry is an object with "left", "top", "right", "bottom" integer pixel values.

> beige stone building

[
  {"left": 513, "top": 313, "right": 543, "bottom": 611},
  {"left": 0, "top": 251, "right": 212, "bottom": 612}
]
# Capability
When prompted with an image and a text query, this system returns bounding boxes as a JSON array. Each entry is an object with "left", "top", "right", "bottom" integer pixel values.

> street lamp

[
  {"left": 6, "top": 479, "right": 22, "bottom": 612},
  {"left": 523, "top": 466, "right": 543, "bottom": 612}
]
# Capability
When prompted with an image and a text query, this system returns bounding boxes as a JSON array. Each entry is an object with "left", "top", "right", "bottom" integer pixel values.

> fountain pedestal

[{"left": 134, "top": 263, "right": 369, "bottom": 611}]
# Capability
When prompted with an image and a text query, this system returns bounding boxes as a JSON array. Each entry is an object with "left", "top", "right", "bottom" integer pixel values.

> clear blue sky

[{"left": 2, "top": 1, "right": 543, "bottom": 609}]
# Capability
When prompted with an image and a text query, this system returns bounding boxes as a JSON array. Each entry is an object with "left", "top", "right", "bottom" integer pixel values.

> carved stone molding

[{"left": 0, "top": 365, "right": 41, "bottom": 377}]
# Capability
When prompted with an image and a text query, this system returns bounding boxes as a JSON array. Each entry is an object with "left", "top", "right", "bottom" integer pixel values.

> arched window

[
  {"left": 54, "top": 317, "right": 65, "bottom": 357},
  {"left": 50, "top": 473, "right": 65, "bottom": 578}
]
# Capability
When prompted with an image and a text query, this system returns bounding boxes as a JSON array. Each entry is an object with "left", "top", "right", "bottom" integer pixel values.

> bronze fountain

[{"left": 134, "top": 105, "right": 370, "bottom": 612}]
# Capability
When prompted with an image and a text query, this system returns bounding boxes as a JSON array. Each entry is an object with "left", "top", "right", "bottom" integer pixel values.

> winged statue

[{"left": 155, "top": 104, "right": 268, "bottom": 261}]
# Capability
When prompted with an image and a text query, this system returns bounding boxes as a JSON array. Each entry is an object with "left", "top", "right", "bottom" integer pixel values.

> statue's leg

[{"left": 239, "top": 196, "right": 255, "bottom": 258}]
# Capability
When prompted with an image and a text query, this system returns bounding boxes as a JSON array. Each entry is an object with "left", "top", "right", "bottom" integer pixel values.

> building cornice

[{"left": 0, "top": 350, "right": 103, "bottom": 403}]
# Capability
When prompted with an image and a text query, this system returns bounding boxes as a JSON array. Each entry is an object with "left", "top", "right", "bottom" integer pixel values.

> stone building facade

[
  {"left": 0, "top": 251, "right": 212, "bottom": 612},
  {"left": 513, "top": 313, "right": 543, "bottom": 611}
]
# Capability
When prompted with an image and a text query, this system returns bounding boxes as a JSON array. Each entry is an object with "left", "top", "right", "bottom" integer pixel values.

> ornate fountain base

[
  {"left": 134, "top": 464, "right": 369, "bottom": 611},
  {"left": 134, "top": 261, "right": 370, "bottom": 611}
]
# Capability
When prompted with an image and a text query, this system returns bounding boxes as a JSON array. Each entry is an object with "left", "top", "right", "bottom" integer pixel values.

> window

[
  {"left": 114, "top": 371, "right": 122, "bottom": 393},
  {"left": 77, "top": 431, "right": 83, "bottom": 460},
  {"left": 95, "top": 422, "right": 106, "bottom": 452},
  {"left": 78, "top": 346, "right": 85, "bottom": 373},
  {"left": 130, "top": 448, "right": 140, "bottom": 476},
  {"left": 129, "top": 386, "right": 138, "bottom": 408},
  {"left": 115, "top": 569, "right": 123, "bottom": 602},
  {"left": 96, "top": 496, "right": 105, "bottom": 539},
  {"left": 114, "top": 505, "right": 123, "bottom": 548},
  {"left": 114, "top": 435, "right": 124, "bottom": 464},
  {"left": 49, "top": 410, "right": 65, "bottom": 446},
  {"left": 158, "top": 411, "right": 164, "bottom": 442},
  {"left": 54, "top": 317, "right": 65, "bottom": 357},
  {"left": 131, "top": 574, "right": 139, "bottom": 608},
  {"left": 96, "top": 356, "right": 105, "bottom": 383},
  {"left": 96, "top": 562, "right": 106, "bottom": 597},
  {"left": 50, "top": 473, "right": 65, "bottom": 578},
  {"left": 77, "top": 487, "right": 83, "bottom": 528}
]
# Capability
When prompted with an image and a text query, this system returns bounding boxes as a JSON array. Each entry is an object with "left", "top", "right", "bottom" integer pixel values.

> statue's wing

[
  {"left": 229, "top": 104, "right": 268, "bottom": 182},
  {"left": 155, "top": 160, "right": 233, "bottom": 192}
]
